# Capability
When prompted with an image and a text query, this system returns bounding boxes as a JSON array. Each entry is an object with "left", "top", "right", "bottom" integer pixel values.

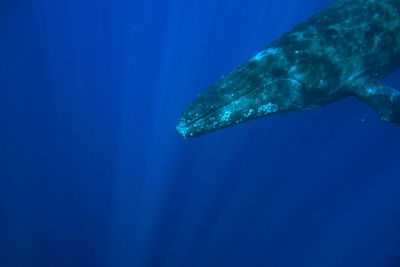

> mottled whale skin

[{"left": 176, "top": 0, "right": 400, "bottom": 138}]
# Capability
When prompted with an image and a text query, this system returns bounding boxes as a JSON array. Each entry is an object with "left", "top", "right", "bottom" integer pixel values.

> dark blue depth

[{"left": 1, "top": 0, "right": 400, "bottom": 266}]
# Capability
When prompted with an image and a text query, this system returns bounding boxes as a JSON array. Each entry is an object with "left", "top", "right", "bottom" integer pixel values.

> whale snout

[
  {"left": 175, "top": 107, "right": 240, "bottom": 138},
  {"left": 175, "top": 119, "right": 194, "bottom": 138},
  {"left": 175, "top": 109, "right": 228, "bottom": 138}
]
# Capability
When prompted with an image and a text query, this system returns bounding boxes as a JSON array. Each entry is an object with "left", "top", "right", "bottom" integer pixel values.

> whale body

[{"left": 176, "top": 0, "right": 400, "bottom": 138}]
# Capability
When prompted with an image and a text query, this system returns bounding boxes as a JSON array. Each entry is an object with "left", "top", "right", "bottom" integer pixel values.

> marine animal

[{"left": 176, "top": 0, "right": 400, "bottom": 137}]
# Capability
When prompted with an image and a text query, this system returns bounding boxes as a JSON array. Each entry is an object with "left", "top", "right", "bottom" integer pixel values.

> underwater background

[{"left": 1, "top": 0, "right": 400, "bottom": 266}]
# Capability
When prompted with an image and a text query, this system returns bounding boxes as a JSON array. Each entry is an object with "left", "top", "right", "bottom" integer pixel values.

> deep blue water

[{"left": 1, "top": 0, "right": 400, "bottom": 266}]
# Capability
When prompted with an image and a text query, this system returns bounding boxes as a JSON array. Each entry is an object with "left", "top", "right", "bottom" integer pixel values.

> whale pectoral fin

[{"left": 351, "top": 78, "right": 400, "bottom": 125}]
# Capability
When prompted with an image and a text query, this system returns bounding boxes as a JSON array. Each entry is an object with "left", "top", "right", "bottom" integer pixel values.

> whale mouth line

[{"left": 181, "top": 77, "right": 303, "bottom": 128}]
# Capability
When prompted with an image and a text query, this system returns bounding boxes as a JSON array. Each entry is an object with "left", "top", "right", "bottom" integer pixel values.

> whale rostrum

[{"left": 176, "top": 0, "right": 400, "bottom": 138}]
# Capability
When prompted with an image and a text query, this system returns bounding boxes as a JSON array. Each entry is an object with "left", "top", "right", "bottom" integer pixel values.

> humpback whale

[{"left": 176, "top": 0, "right": 400, "bottom": 138}]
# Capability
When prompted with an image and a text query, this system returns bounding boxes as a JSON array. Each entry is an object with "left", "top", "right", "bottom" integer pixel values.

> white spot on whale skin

[
  {"left": 289, "top": 66, "right": 298, "bottom": 73},
  {"left": 253, "top": 52, "right": 266, "bottom": 61},
  {"left": 252, "top": 48, "right": 279, "bottom": 61},
  {"left": 266, "top": 48, "right": 279, "bottom": 55},
  {"left": 245, "top": 109, "right": 255, "bottom": 118},
  {"left": 367, "top": 89, "right": 378, "bottom": 97},
  {"left": 176, "top": 122, "right": 190, "bottom": 137},
  {"left": 293, "top": 31, "right": 305, "bottom": 40},
  {"left": 257, "top": 103, "right": 279, "bottom": 115},
  {"left": 221, "top": 110, "right": 232, "bottom": 122}
]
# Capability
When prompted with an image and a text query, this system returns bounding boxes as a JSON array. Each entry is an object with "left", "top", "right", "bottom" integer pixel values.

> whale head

[{"left": 176, "top": 61, "right": 305, "bottom": 138}]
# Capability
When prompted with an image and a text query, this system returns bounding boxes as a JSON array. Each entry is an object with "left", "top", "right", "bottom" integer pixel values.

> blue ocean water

[{"left": 1, "top": 0, "right": 400, "bottom": 266}]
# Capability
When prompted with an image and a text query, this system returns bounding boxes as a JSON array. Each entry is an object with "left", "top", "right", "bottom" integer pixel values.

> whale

[{"left": 176, "top": 0, "right": 400, "bottom": 138}]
